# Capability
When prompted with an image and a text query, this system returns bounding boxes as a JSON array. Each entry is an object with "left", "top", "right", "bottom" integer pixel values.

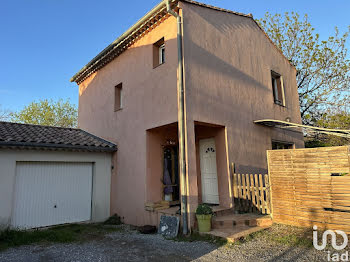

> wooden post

[{"left": 264, "top": 175, "right": 271, "bottom": 214}]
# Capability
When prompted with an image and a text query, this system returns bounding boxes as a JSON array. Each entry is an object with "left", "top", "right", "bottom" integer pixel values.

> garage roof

[{"left": 0, "top": 121, "right": 117, "bottom": 152}]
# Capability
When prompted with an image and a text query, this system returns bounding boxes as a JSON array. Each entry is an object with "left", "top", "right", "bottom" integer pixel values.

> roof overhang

[
  {"left": 254, "top": 119, "right": 350, "bottom": 139},
  {"left": 70, "top": 0, "right": 177, "bottom": 84},
  {"left": 0, "top": 141, "right": 118, "bottom": 152},
  {"left": 71, "top": 0, "right": 292, "bottom": 85}
]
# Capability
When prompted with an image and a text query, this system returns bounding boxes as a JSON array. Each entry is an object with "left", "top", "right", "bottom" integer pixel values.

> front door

[{"left": 199, "top": 138, "right": 219, "bottom": 204}]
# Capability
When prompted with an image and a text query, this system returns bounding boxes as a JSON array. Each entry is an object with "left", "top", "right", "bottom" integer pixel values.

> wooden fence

[
  {"left": 267, "top": 146, "right": 350, "bottom": 232},
  {"left": 232, "top": 172, "right": 271, "bottom": 214}
]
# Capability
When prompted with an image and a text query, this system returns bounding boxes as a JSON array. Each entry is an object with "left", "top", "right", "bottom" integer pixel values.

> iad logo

[
  {"left": 313, "top": 225, "right": 349, "bottom": 261},
  {"left": 313, "top": 226, "right": 348, "bottom": 250}
]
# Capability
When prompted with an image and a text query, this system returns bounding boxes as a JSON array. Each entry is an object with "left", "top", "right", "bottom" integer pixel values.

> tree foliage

[
  {"left": 318, "top": 109, "right": 350, "bottom": 146},
  {"left": 0, "top": 105, "right": 11, "bottom": 121},
  {"left": 257, "top": 12, "right": 350, "bottom": 124},
  {"left": 11, "top": 99, "right": 78, "bottom": 128}
]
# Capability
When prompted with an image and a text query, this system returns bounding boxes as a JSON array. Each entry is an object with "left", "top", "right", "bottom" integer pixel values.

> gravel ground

[{"left": 0, "top": 227, "right": 330, "bottom": 262}]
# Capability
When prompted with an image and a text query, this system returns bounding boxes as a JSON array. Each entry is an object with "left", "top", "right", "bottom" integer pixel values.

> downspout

[{"left": 164, "top": 0, "right": 188, "bottom": 235}]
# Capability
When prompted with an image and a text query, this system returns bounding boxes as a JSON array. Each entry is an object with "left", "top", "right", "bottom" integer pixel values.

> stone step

[
  {"left": 200, "top": 225, "right": 270, "bottom": 243},
  {"left": 212, "top": 214, "right": 272, "bottom": 230}
]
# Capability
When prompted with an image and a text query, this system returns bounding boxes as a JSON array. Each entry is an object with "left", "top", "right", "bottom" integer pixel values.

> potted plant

[{"left": 196, "top": 204, "right": 213, "bottom": 232}]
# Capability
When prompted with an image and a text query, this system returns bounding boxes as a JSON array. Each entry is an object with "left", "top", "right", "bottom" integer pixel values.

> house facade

[{"left": 71, "top": 0, "right": 304, "bottom": 228}]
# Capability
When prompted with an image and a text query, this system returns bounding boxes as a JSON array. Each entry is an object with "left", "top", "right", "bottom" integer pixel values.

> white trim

[{"left": 159, "top": 44, "right": 165, "bottom": 65}]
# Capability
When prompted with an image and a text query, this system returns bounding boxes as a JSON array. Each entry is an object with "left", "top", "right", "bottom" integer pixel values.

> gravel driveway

[{"left": 0, "top": 228, "right": 329, "bottom": 262}]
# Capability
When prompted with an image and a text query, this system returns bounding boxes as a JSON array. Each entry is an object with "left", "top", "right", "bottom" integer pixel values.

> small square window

[
  {"left": 271, "top": 71, "right": 285, "bottom": 106},
  {"left": 114, "top": 83, "right": 122, "bottom": 111},
  {"left": 153, "top": 38, "right": 165, "bottom": 68}
]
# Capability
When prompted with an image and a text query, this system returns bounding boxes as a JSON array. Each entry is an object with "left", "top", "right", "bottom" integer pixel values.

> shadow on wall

[
  {"left": 187, "top": 2, "right": 258, "bottom": 35},
  {"left": 237, "top": 164, "right": 267, "bottom": 175},
  {"left": 76, "top": 37, "right": 178, "bottom": 142}
]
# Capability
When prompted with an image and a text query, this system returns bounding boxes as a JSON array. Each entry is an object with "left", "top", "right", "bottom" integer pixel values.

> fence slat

[
  {"left": 242, "top": 174, "right": 247, "bottom": 211},
  {"left": 253, "top": 174, "right": 259, "bottom": 213},
  {"left": 232, "top": 164, "right": 238, "bottom": 199},
  {"left": 259, "top": 174, "right": 265, "bottom": 214},
  {"left": 250, "top": 174, "right": 256, "bottom": 212},
  {"left": 246, "top": 174, "right": 251, "bottom": 211},
  {"left": 237, "top": 173, "right": 242, "bottom": 211}
]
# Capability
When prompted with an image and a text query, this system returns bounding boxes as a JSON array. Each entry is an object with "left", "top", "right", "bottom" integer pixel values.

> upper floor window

[
  {"left": 271, "top": 71, "right": 285, "bottom": 106},
  {"left": 114, "top": 83, "right": 122, "bottom": 111},
  {"left": 159, "top": 43, "right": 165, "bottom": 65},
  {"left": 153, "top": 38, "right": 165, "bottom": 68}
]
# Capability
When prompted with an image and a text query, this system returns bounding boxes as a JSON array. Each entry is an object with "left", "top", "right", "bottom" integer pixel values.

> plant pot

[{"left": 196, "top": 214, "right": 212, "bottom": 232}]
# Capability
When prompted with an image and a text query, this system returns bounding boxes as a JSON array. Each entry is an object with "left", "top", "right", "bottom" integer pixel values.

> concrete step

[
  {"left": 200, "top": 225, "right": 269, "bottom": 243},
  {"left": 211, "top": 206, "right": 234, "bottom": 217},
  {"left": 212, "top": 213, "right": 272, "bottom": 230}
]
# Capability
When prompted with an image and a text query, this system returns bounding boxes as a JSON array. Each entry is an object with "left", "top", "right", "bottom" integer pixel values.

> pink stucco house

[{"left": 71, "top": 0, "right": 304, "bottom": 230}]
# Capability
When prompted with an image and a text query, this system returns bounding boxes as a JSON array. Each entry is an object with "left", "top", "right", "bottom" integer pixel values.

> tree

[
  {"left": 317, "top": 108, "right": 350, "bottom": 146},
  {"left": 11, "top": 99, "right": 78, "bottom": 128},
  {"left": 257, "top": 13, "right": 350, "bottom": 124},
  {"left": 0, "top": 105, "right": 11, "bottom": 121}
]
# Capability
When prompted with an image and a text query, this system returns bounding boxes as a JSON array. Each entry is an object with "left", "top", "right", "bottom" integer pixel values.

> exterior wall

[
  {"left": 78, "top": 16, "right": 178, "bottom": 226},
  {"left": 181, "top": 3, "right": 304, "bottom": 224},
  {"left": 0, "top": 149, "right": 112, "bottom": 228}
]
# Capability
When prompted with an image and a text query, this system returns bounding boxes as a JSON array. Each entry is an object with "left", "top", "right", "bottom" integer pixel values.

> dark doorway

[{"left": 163, "top": 145, "right": 180, "bottom": 204}]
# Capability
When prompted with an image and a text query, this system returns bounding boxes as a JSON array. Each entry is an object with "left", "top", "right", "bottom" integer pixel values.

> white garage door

[{"left": 12, "top": 162, "right": 93, "bottom": 229}]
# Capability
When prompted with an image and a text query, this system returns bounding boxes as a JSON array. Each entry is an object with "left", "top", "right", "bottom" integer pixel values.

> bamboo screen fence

[{"left": 267, "top": 146, "right": 350, "bottom": 232}]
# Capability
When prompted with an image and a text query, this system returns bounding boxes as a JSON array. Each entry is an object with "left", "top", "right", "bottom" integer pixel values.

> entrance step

[
  {"left": 211, "top": 206, "right": 235, "bottom": 217},
  {"left": 200, "top": 225, "right": 269, "bottom": 243},
  {"left": 212, "top": 213, "right": 272, "bottom": 230}
]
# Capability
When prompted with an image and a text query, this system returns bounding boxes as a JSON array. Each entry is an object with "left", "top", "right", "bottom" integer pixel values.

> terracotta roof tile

[{"left": 0, "top": 121, "right": 117, "bottom": 152}]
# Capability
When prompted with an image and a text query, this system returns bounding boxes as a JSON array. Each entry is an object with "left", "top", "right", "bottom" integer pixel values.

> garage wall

[{"left": 0, "top": 149, "right": 113, "bottom": 228}]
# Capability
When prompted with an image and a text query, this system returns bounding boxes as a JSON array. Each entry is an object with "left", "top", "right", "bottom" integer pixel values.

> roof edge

[
  {"left": 0, "top": 141, "right": 117, "bottom": 152},
  {"left": 70, "top": 0, "right": 177, "bottom": 83},
  {"left": 180, "top": 0, "right": 252, "bottom": 18},
  {"left": 71, "top": 0, "right": 294, "bottom": 84}
]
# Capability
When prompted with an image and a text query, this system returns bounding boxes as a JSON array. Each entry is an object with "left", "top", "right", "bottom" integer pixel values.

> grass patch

[
  {"left": 239, "top": 224, "right": 314, "bottom": 248},
  {"left": 0, "top": 223, "right": 123, "bottom": 251}
]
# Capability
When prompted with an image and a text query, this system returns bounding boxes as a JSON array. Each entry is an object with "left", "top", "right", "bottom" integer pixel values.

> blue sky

[{"left": 1, "top": 0, "right": 349, "bottom": 112}]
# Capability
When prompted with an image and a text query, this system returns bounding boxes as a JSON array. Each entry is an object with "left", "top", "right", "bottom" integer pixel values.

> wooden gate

[{"left": 232, "top": 167, "right": 271, "bottom": 214}]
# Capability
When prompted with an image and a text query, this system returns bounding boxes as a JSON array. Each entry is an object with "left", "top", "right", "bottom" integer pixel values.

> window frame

[
  {"left": 159, "top": 43, "right": 165, "bottom": 65},
  {"left": 114, "top": 83, "right": 123, "bottom": 112},
  {"left": 271, "top": 71, "right": 286, "bottom": 107},
  {"left": 153, "top": 38, "right": 165, "bottom": 68}
]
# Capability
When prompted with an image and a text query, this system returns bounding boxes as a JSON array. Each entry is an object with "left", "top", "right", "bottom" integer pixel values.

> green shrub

[
  {"left": 195, "top": 204, "right": 213, "bottom": 215},
  {"left": 103, "top": 214, "right": 122, "bottom": 225}
]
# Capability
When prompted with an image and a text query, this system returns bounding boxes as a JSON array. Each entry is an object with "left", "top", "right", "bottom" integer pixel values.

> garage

[
  {"left": 0, "top": 121, "right": 117, "bottom": 229},
  {"left": 12, "top": 162, "right": 93, "bottom": 229}
]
